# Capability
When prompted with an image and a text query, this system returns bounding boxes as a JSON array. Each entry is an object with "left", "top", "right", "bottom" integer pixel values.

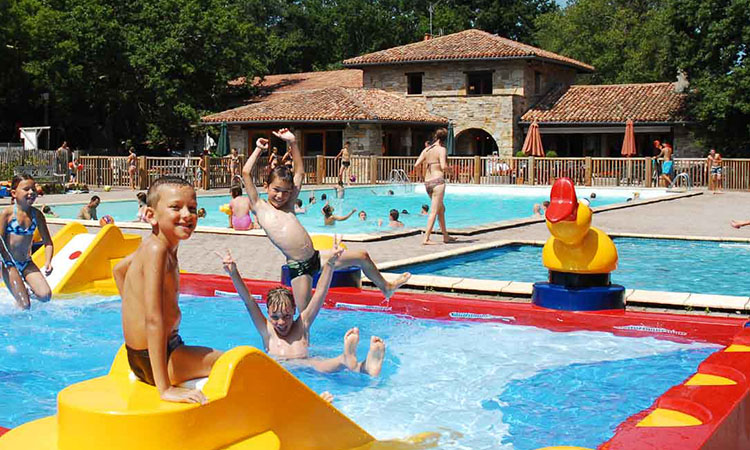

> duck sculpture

[{"left": 532, "top": 177, "right": 625, "bottom": 311}]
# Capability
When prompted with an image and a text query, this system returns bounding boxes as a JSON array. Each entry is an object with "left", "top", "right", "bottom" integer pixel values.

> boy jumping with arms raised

[
  {"left": 218, "top": 240, "right": 385, "bottom": 376},
  {"left": 242, "top": 129, "right": 410, "bottom": 312},
  {"left": 114, "top": 177, "right": 223, "bottom": 404}
]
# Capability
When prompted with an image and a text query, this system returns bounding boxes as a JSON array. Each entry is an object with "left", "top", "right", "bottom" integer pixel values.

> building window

[
  {"left": 407, "top": 73, "right": 423, "bottom": 95},
  {"left": 467, "top": 72, "right": 493, "bottom": 95},
  {"left": 534, "top": 71, "right": 542, "bottom": 94}
]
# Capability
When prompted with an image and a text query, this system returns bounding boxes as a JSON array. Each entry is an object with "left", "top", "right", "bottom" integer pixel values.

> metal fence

[{"left": 18, "top": 154, "right": 750, "bottom": 191}]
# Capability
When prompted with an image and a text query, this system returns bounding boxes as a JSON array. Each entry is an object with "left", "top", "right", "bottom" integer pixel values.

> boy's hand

[
  {"left": 161, "top": 386, "right": 207, "bottom": 404},
  {"left": 272, "top": 128, "right": 296, "bottom": 143},
  {"left": 44, "top": 264, "right": 53, "bottom": 276},
  {"left": 256, "top": 138, "right": 269, "bottom": 151},
  {"left": 327, "top": 235, "right": 344, "bottom": 266},
  {"left": 215, "top": 249, "right": 237, "bottom": 275}
]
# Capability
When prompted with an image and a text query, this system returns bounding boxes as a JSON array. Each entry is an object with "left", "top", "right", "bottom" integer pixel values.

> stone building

[{"left": 202, "top": 29, "right": 695, "bottom": 157}]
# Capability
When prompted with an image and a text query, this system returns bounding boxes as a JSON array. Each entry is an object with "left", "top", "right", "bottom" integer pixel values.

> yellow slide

[
  {"left": 31, "top": 222, "right": 141, "bottom": 296},
  {"left": 0, "top": 346, "right": 429, "bottom": 450}
]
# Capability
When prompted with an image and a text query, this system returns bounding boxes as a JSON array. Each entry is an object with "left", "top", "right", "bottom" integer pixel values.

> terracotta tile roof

[
  {"left": 521, "top": 82, "right": 687, "bottom": 123},
  {"left": 343, "top": 29, "right": 594, "bottom": 72},
  {"left": 201, "top": 87, "right": 448, "bottom": 124},
  {"left": 228, "top": 69, "right": 363, "bottom": 100}
]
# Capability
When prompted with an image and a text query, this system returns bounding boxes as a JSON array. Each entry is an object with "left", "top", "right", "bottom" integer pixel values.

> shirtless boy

[
  {"left": 218, "top": 243, "right": 385, "bottom": 376},
  {"left": 322, "top": 204, "right": 356, "bottom": 226},
  {"left": 114, "top": 177, "right": 223, "bottom": 404},
  {"left": 707, "top": 149, "right": 723, "bottom": 193},
  {"left": 241, "top": 129, "right": 410, "bottom": 312},
  {"left": 335, "top": 142, "right": 352, "bottom": 185}
]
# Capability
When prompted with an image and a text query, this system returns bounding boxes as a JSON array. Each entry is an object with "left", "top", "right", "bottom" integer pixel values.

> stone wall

[
  {"left": 343, "top": 124, "right": 382, "bottom": 155},
  {"left": 362, "top": 60, "right": 578, "bottom": 157},
  {"left": 228, "top": 126, "right": 248, "bottom": 155},
  {"left": 673, "top": 125, "right": 704, "bottom": 158}
]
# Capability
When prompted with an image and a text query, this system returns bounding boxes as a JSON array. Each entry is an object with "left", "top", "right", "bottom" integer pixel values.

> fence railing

[{"left": 26, "top": 155, "right": 750, "bottom": 192}]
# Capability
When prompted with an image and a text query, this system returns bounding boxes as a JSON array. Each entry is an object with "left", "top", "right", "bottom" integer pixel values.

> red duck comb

[{"left": 546, "top": 177, "right": 578, "bottom": 223}]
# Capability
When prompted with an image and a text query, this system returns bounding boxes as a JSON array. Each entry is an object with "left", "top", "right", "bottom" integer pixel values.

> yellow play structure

[
  {"left": 0, "top": 346, "right": 430, "bottom": 450},
  {"left": 32, "top": 222, "right": 141, "bottom": 296}
]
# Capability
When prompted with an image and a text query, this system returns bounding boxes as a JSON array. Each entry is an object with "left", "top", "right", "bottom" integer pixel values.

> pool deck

[{"left": 34, "top": 186, "right": 750, "bottom": 314}]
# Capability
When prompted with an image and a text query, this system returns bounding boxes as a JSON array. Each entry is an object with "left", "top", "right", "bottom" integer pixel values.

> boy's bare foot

[
  {"left": 320, "top": 391, "right": 334, "bottom": 403},
  {"left": 384, "top": 272, "right": 411, "bottom": 299},
  {"left": 422, "top": 239, "right": 439, "bottom": 245},
  {"left": 361, "top": 336, "right": 386, "bottom": 377},
  {"left": 343, "top": 327, "right": 360, "bottom": 370}
]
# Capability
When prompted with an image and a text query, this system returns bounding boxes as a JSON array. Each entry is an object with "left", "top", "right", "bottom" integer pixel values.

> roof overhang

[
  {"left": 344, "top": 55, "right": 594, "bottom": 73},
  {"left": 199, "top": 119, "right": 448, "bottom": 127},
  {"left": 517, "top": 121, "right": 692, "bottom": 134}
]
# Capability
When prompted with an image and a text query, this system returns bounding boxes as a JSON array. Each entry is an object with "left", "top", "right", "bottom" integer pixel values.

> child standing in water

[
  {"left": 114, "top": 177, "right": 223, "bottom": 404},
  {"left": 218, "top": 242, "right": 385, "bottom": 376},
  {"left": 322, "top": 204, "right": 357, "bottom": 226},
  {"left": 0, "top": 175, "right": 54, "bottom": 309},
  {"left": 241, "top": 129, "right": 410, "bottom": 312},
  {"left": 229, "top": 185, "right": 255, "bottom": 231}
]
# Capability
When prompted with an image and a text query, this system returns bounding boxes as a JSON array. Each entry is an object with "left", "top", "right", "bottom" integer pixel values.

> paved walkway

[{"left": 42, "top": 187, "right": 750, "bottom": 281}]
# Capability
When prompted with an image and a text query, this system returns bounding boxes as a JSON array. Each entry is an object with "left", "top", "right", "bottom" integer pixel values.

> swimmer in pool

[{"left": 218, "top": 243, "right": 385, "bottom": 376}]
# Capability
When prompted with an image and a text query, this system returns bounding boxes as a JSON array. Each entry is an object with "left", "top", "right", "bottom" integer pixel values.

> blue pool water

[
  {"left": 48, "top": 185, "right": 640, "bottom": 234},
  {"left": 394, "top": 238, "right": 750, "bottom": 296},
  {"left": 0, "top": 294, "right": 714, "bottom": 449}
]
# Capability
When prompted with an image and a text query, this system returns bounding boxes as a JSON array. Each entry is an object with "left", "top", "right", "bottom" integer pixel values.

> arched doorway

[{"left": 455, "top": 128, "right": 498, "bottom": 156}]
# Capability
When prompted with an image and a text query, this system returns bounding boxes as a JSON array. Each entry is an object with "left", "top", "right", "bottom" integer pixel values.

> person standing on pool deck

[
  {"left": 334, "top": 142, "right": 352, "bottom": 185},
  {"left": 114, "top": 177, "right": 223, "bottom": 404},
  {"left": 217, "top": 241, "right": 386, "bottom": 377},
  {"left": 0, "top": 174, "right": 54, "bottom": 309},
  {"left": 241, "top": 129, "right": 411, "bottom": 312},
  {"left": 415, "top": 128, "right": 456, "bottom": 245},
  {"left": 707, "top": 149, "right": 723, "bottom": 193}
]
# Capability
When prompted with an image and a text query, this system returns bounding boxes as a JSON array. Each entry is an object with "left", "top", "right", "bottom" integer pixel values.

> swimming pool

[
  {"left": 48, "top": 185, "right": 667, "bottom": 234},
  {"left": 389, "top": 237, "right": 750, "bottom": 297},
  {"left": 0, "top": 292, "right": 717, "bottom": 449}
]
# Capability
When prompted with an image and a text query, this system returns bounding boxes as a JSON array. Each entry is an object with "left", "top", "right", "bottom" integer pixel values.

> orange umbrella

[
  {"left": 522, "top": 120, "right": 545, "bottom": 157},
  {"left": 621, "top": 119, "right": 636, "bottom": 157}
]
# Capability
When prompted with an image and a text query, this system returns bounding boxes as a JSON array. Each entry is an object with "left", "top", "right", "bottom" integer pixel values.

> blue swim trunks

[{"left": 662, "top": 161, "right": 674, "bottom": 176}]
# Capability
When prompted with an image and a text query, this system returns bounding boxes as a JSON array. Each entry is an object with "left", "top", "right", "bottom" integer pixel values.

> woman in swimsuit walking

[
  {"left": 127, "top": 147, "right": 137, "bottom": 190},
  {"left": 0, "top": 174, "right": 54, "bottom": 309},
  {"left": 415, "top": 128, "right": 456, "bottom": 245}
]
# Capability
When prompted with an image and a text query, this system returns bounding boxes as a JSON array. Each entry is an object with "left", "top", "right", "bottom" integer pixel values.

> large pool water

[
  {"left": 0, "top": 294, "right": 714, "bottom": 449},
  {"left": 393, "top": 238, "right": 750, "bottom": 296},
  {"left": 48, "top": 185, "right": 654, "bottom": 234}
]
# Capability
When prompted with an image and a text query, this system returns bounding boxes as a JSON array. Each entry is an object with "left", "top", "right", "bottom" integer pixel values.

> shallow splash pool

[
  {"left": 390, "top": 237, "right": 750, "bottom": 297},
  {"left": 48, "top": 185, "right": 669, "bottom": 234},
  {"left": 0, "top": 290, "right": 719, "bottom": 449}
]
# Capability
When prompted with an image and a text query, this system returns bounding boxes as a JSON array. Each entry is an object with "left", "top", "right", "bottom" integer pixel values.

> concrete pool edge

[{"left": 374, "top": 236, "right": 750, "bottom": 312}]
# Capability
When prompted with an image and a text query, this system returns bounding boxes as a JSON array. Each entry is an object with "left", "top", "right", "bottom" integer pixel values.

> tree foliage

[
  {"left": 666, "top": 0, "right": 750, "bottom": 153},
  {"left": 534, "top": 0, "right": 673, "bottom": 84}
]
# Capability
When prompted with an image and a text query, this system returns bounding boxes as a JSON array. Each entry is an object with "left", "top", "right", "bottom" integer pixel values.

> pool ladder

[
  {"left": 668, "top": 172, "right": 692, "bottom": 191},
  {"left": 388, "top": 169, "right": 414, "bottom": 193}
]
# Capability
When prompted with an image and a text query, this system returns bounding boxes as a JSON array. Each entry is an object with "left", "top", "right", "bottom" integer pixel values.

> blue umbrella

[
  {"left": 446, "top": 122, "right": 455, "bottom": 155},
  {"left": 216, "top": 122, "right": 230, "bottom": 157}
]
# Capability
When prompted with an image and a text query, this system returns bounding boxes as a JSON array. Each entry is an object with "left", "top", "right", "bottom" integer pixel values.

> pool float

[
  {"left": 532, "top": 177, "right": 624, "bottom": 310},
  {"left": 219, "top": 203, "right": 231, "bottom": 215},
  {"left": 0, "top": 346, "right": 377, "bottom": 450},
  {"left": 280, "top": 235, "right": 361, "bottom": 288}
]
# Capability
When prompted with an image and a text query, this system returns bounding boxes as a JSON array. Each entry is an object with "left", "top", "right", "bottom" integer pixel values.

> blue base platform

[
  {"left": 532, "top": 282, "right": 625, "bottom": 311},
  {"left": 280, "top": 265, "right": 362, "bottom": 288}
]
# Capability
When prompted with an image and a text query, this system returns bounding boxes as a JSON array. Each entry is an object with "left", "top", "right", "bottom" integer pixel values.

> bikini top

[{"left": 6, "top": 206, "right": 37, "bottom": 236}]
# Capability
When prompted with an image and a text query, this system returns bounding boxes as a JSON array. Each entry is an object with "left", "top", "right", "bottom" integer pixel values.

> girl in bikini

[
  {"left": 414, "top": 128, "right": 456, "bottom": 245},
  {"left": 0, "top": 175, "right": 54, "bottom": 309},
  {"left": 229, "top": 148, "right": 240, "bottom": 179},
  {"left": 127, "top": 147, "right": 137, "bottom": 190}
]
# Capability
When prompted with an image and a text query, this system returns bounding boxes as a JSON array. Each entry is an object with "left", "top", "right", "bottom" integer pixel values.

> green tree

[
  {"left": 534, "top": 0, "right": 673, "bottom": 84},
  {"left": 667, "top": 0, "right": 750, "bottom": 153}
]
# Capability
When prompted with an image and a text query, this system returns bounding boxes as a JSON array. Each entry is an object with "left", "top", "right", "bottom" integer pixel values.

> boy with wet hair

[
  {"left": 322, "top": 204, "right": 357, "bottom": 226},
  {"left": 218, "top": 241, "right": 385, "bottom": 376},
  {"left": 114, "top": 176, "right": 223, "bottom": 404},
  {"left": 241, "top": 129, "right": 410, "bottom": 312}
]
